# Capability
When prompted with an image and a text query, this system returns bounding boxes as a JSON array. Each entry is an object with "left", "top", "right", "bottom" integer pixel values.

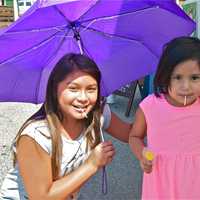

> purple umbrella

[{"left": 0, "top": 0, "right": 195, "bottom": 103}]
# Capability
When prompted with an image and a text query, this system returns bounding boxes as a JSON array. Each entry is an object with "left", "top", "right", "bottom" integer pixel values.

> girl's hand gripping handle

[{"left": 87, "top": 141, "right": 115, "bottom": 170}]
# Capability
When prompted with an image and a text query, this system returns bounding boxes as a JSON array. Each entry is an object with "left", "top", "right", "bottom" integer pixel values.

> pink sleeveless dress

[{"left": 140, "top": 94, "right": 200, "bottom": 199}]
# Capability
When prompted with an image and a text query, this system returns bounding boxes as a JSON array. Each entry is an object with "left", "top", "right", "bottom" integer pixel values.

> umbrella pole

[
  {"left": 72, "top": 26, "right": 84, "bottom": 55},
  {"left": 77, "top": 39, "right": 83, "bottom": 55}
]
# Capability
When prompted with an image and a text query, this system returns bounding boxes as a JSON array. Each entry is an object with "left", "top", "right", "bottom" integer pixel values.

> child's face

[
  {"left": 168, "top": 59, "right": 200, "bottom": 106},
  {"left": 57, "top": 70, "right": 98, "bottom": 120}
]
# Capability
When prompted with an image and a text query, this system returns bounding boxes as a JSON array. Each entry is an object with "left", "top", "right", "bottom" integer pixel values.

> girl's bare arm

[{"left": 17, "top": 136, "right": 114, "bottom": 200}]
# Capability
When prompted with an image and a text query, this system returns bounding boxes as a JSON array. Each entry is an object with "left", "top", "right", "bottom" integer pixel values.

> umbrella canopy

[{"left": 0, "top": 0, "right": 195, "bottom": 103}]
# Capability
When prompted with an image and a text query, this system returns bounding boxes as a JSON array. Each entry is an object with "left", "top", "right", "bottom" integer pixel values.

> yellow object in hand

[{"left": 144, "top": 150, "right": 154, "bottom": 161}]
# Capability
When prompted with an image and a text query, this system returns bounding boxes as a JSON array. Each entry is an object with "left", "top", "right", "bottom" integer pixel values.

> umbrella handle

[
  {"left": 100, "top": 124, "right": 108, "bottom": 194},
  {"left": 102, "top": 166, "right": 108, "bottom": 195}
]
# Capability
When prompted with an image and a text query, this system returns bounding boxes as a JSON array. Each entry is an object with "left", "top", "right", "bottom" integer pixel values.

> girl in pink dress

[{"left": 129, "top": 36, "right": 200, "bottom": 199}]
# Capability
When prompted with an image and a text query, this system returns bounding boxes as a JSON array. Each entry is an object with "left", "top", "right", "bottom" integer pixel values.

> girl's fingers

[
  {"left": 100, "top": 141, "right": 113, "bottom": 147},
  {"left": 144, "top": 160, "right": 153, "bottom": 166},
  {"left": 105, "top": 150, "right": 115, "bottom": 157},
  {"left": 143, "top": 164, "right": 152, "bottom": 170},
  {"left": 99, "top": 141, "right": 115, "bottom": 154},
  {"left": 102, "top": 145, "right": 115, "bottom": 152},
  {"left": 140, "top": 160, "right": 153, "bottom": 173},
  {"left": 142, "top": 165, "right": 152, "bottom": 173}
]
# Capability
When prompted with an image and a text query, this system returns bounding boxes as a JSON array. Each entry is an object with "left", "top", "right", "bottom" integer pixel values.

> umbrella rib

[
  {"left": 80, "top": 24, "right": 138, "bottom": 42},
  {"left": 79, "top": 6, "right": 155, "bottom": 24},
  {"left": 79, "top": 7, "right": 160, "bottom": 36},
  {"left": 39, "top": 30, "right": 71, "bottom": 72},
  {"left": 2, "top": 25, "right": 67, "bottom": 35},
  {"left": 76, "top": 0, "right": 99, "bottom": 21},
  {"left": 80, "top": 24, "right": 158, "bottom": 58},
  {"left": 53, "top": 5, "right": 71, "bottom": 24},
  {"left": 2, "top": 3, "right": 72, "bottom": 36},
  {"left": 0, "top": 31, "right": 61, "bottom": 66}
]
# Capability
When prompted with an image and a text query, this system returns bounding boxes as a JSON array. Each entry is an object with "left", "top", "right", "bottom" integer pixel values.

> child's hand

[
  {"left": 140, "top": 148, "right": 154, "bottom": 173},
  {"left": 87, "top": 141, "right": 115, "bottom": 170}
]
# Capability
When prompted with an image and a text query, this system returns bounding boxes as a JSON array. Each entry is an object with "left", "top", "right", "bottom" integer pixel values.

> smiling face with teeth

[{"left": 57, "top": 69, "right": 98, "bottom": 121}]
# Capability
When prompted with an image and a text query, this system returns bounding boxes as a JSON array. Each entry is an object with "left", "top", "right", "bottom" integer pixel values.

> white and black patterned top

[{"left": 0, "top": 104, "right": 111, "bottom": 200}]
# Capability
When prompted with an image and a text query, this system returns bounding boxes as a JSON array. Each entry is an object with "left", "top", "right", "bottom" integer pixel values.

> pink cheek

[
  {"left": 62, "top": 91, "right": 78, "bottom": 99},
  {"left": 91, "top": 94, "right": 97, "bottom": 99}
]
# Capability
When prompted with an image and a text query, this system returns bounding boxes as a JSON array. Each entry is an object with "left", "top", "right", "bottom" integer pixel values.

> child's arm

[{"left": 129, "top": 107, "right": 153, "bottom": 173}]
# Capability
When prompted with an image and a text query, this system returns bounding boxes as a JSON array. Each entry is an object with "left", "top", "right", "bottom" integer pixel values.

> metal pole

[
  {"left": 197, "top": 1, "right": 200, "bottom": 38},
  {"left": 77, "top": 39, "right": 83, "bottom": 55},
  {"left": 13, "top": 0, "right": 19, "bottom": 21},
  {"left": 73, "top": 27, "right": 84, "bottom": 55}
]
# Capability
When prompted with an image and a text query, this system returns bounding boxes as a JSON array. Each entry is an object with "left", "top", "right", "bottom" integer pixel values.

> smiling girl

[{"left": 0, "top": 53, "right": 131, "bottom": 200}]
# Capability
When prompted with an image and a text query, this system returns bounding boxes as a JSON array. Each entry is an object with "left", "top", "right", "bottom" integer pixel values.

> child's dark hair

[{"left": 154, "top": 36, "right": 200, "bottom": 96}]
